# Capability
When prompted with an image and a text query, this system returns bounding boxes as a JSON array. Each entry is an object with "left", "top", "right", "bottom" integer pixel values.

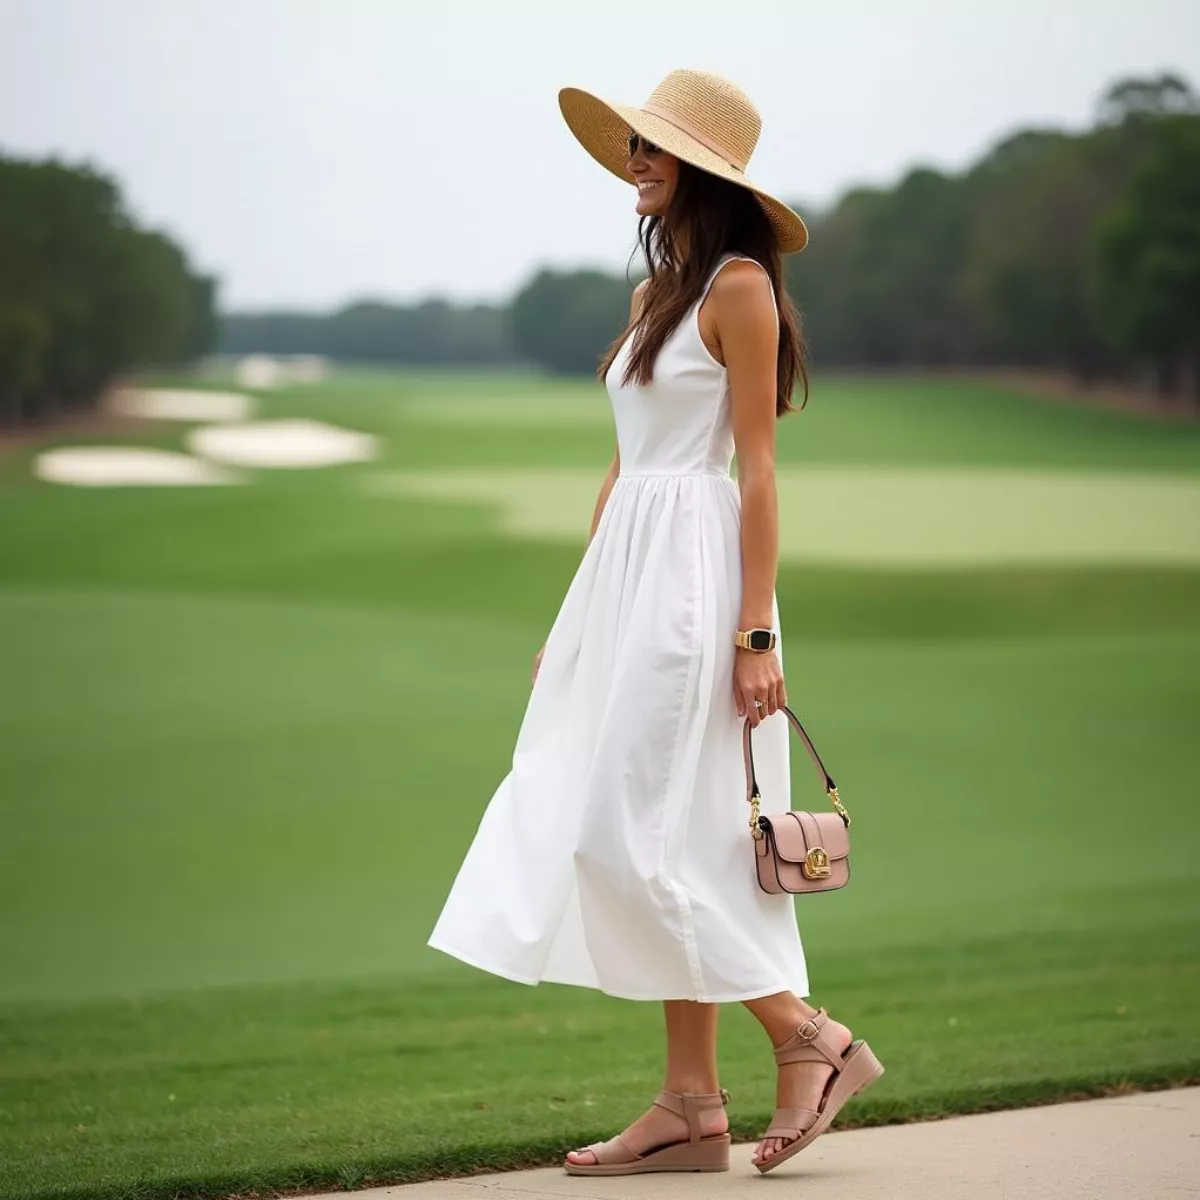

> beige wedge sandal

[
  {"left": 563, "top": 1087, "right": 731, "bottom": 1176},
  {"left": 755, "top": 1008, "right": 884, "bottom": 1175}
]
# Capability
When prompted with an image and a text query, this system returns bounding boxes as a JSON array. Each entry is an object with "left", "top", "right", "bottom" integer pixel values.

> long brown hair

[{"left": 597, "top": 162, "right": 809, "bottom": 414}]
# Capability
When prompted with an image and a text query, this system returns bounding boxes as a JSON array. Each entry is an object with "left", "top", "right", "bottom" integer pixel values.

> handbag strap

[{"left": 743, "top": 705, "right": 850, "bottom": 839}]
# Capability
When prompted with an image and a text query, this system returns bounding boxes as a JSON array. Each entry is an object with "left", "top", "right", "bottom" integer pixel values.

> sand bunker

[
  {"left": 35, "top": 447, "right": 237, "bottom": 487},
  {"left": 107, "top": 388, "right": 256, "bottom": 423},
  {"left": 232, "top": 354, "right": 330, "bottom": 388},
  {"left": 367, "top": 464, "right": 1200, "bottom": 568},
  {"left": 186, "top": 419, "right": 380, "bottom": 469}
]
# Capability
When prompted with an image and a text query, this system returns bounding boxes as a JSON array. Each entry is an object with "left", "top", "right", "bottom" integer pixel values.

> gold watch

[{"left": 734, "top": 628, "right": 776, "bottom": 652}]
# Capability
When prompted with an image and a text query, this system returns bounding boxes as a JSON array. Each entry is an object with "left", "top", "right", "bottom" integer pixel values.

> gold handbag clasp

[
  {"left": 802, "top": 846, "right": 831, "bottom": 879},
  {"left": 749, "top": 788, "right": 764, "bottom": 840}
]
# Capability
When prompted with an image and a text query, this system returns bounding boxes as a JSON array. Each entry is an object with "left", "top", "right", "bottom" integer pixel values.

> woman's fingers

[
  {"left": 735, "top": 657, "right": 787, "bottom": 725},
  {"left": 756, "top": 671, "right": 782, "bottom": 720}
]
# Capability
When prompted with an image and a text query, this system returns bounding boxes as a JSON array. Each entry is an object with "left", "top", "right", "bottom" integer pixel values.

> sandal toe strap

[
  {"left": 580, "top": 1134, "right": 639, "bottom": 1165},
  {"left": 763, "top": 1107, "right": 819, "bottom": 1140}
]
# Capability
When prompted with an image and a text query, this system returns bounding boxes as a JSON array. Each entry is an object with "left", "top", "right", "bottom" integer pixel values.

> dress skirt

[{"left": 428, "top": 471, "right": 810, "bottom": 1003}]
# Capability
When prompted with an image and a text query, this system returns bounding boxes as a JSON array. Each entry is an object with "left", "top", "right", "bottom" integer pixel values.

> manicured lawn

[{"left": 1, "top": 370, "right": 1198, "bottom": 1200}]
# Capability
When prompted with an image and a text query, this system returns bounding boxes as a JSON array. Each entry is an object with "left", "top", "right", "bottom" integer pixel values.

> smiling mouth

[{"left": 637, "top": 181, "right": 663, "bottom": 192}]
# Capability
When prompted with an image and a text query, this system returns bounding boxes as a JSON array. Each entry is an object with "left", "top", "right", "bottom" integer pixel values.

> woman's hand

[
  {"left": 734, "top": 647, "right": 787, "bottom": 726},
  {"left": 531, "top": 642, "right": 546, "bottom": 686}
]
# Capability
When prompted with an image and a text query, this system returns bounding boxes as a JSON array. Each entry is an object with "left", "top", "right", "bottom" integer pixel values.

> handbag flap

[{"left": 764, "top": 811, "right": 849, "bottom": 863}]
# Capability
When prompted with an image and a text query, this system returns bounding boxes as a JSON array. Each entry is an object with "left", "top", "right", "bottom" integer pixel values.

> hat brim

[{"left": 558, "top": 86, "right": 808, "bottom": 254}]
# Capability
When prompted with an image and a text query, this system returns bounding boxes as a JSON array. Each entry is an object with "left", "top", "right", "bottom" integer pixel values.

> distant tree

[
  {"left": 509, "top": 268, "right": 631, "bottom": 375},
  {"left": 960, "top": 132, "right": 1118, "bottom": 374},
  {"left": 790, "top": 169, "right": 971, "bottom": 366},
  {"left": 1092, "top": 114, "right": 1200, "bottom": 401},
  {"left": 0, "top": 305, "right": 49, "bottom": 425},
  {"left": 1096, "top": 73, "right": 1199, "bottom": 125},
  {"left": 0, "top": 155, "right": 216, "bottom": 425}
]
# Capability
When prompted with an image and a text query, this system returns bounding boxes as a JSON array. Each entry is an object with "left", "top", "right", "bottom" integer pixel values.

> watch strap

[{"left": 735, "top": 628, "right": 776, "bottom": 652}]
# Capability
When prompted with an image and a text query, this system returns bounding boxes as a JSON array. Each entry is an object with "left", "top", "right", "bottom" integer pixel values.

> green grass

[
  {"left": 1, "top": 370, "right": 1199, "bottom": 1200},
  {"left": 120, "top": 366, "right": 1200, "bottom": 472}
]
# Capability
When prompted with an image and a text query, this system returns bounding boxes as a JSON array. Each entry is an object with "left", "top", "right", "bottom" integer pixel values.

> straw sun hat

[{"left": 558, "top": 68, "right": 808, "bottom": 254}]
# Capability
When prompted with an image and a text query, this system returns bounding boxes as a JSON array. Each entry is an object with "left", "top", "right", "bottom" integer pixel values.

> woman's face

[{"left": 627, "top": 132, "right": 680, "bottom": 218}]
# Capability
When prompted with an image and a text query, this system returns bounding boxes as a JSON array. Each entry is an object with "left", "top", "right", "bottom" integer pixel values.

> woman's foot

[
  {"left": 565, "top": 1093, "right": 730, "bottom": 1167},
  {"left": 751, "top": 1015, "right": 853, "bottom": 1169}
]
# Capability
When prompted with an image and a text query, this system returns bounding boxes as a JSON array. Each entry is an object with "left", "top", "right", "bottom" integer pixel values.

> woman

[{"left": 428, "top": 68, "right": 882, "bottom": 1177}]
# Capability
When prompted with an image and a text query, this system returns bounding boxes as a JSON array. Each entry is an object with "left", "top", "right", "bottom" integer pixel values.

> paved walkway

[{"left": 303, "top": 1087, "right": 1199, "bottom": 1199}]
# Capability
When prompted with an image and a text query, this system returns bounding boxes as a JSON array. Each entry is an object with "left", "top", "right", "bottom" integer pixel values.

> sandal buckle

[{"left": 797, "top": 1018, "right": 821, "bottom": 1041}]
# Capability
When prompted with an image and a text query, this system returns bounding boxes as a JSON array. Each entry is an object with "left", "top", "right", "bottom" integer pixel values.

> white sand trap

[
  {"left": 234, "top": 355, "right": 285, "bottom": 389},
  {"left": 366, "top": 464, "right": 1200, "bottom": 568},
  {"left": 187, "top": 419, "right": 380, "bottom": 468},
  {"left": 35, "top": 446, "right": 238, "bottom": 487},
  {"left": 107, "top": 388, "right": 256, "bottom": 422}
]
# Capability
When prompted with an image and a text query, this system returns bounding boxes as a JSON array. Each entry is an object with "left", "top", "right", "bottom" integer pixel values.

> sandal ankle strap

[
  {"left": 653, "top": 1088, "right": 731, "bottom": 1143},
  {"left": 773, "top": 1008, "right": 846, "bottom": 1071}
]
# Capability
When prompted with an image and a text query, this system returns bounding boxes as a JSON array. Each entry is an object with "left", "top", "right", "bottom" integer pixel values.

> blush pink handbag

[{"left": 742, "top": 706, "right": 852, "bottom": 895}]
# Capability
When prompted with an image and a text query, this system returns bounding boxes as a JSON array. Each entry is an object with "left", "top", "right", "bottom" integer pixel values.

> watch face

[{"left": 749, "top": 629, "right": 773, "bottom": 651}]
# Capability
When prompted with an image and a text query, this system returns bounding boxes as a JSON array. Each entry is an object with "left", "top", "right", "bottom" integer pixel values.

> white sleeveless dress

[{"left": 428, "top": 254, "right": 809, "bottom": 1003}]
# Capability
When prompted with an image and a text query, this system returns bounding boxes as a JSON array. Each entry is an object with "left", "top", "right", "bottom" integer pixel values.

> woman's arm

[
  {"left": 584, "top": 278, "right": 647, "bottom": 548},
  {"left": 586, "top": 445, "right": 620, "bottom": 547},
  {"left": 534, "top": 280, "right": 647, "bottom": 684},
  {"left": 710, "top": 260, "right": 787, "bottom": 723}
]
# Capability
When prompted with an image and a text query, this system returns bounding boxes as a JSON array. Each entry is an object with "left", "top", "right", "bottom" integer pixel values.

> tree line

[
  {"left": 3, "top": 71, "right": 1195, "bottom": 429},
  {"left": 792, "top": 74, "right": 1200, "bottom": 398},
  {"left": 0, "top": 157, "right": 216, "bottom": 427},
  {"left": 221, "top": 73, "right": 1199, "bottom": 402},
  {"left": 221, "top": 299, "right": 517, "bottom": 366}
]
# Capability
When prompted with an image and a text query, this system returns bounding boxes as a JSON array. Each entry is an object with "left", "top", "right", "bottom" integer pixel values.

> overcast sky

[{"left": 2, "top": 0, "right": 1197, "bottom": 311}]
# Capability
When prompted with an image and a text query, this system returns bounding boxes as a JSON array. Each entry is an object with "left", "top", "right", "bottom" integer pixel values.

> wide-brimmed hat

[{"left": 558, "top": 68, "right": 808, "bottom": 254}]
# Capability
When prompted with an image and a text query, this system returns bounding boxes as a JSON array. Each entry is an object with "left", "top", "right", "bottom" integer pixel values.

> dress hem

[{"left": 427, "top": 937, "right": 809, "bottom": 1004}]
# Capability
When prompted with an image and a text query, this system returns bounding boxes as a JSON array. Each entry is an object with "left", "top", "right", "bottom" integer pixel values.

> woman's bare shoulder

[
  {"left": 709, "top": 257, "right": 773, "bottom": 305},
  {"left": 630, "top": 278, "right": 650, "bottom": 321},
  {"left": 708, "top": 258, "right": 776, "bottom": 337}
]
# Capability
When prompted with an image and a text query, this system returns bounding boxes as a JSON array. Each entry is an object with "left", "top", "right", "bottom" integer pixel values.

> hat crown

[{"left": 642, "top": 69, "right": 761, "bottom": 173}]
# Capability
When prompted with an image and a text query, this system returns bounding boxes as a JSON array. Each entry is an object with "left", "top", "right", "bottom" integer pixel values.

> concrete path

[{"left": 303, "top": 1087, "right": 1200, "bottom": 1200}]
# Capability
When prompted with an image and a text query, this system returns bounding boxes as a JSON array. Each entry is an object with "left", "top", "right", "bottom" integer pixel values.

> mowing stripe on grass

[
  {"left": 365, "top": 464, "right": 1200, "bottom": 567},
  {"left": 401, "top": 392, "right": 612, "bottom": 427}
]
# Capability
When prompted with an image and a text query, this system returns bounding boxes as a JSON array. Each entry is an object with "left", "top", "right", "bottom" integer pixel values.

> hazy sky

[{"left": 3, "top": 0, "right": 1197, "bottom": 311}]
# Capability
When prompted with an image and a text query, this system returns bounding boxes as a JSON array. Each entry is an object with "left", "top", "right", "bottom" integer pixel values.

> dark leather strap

[{"left": 742, "top": 705, "right": 841, "bottom": 817}]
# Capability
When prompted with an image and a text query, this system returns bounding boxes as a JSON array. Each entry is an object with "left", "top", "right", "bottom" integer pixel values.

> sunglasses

[{"left": 627, "top": 132, "right": 663, "bottom": 158}]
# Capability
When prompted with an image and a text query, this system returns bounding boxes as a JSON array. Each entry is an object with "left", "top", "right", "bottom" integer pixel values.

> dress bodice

[{"left": 604, "top": 254, "right": 771, "bottom": 477}]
